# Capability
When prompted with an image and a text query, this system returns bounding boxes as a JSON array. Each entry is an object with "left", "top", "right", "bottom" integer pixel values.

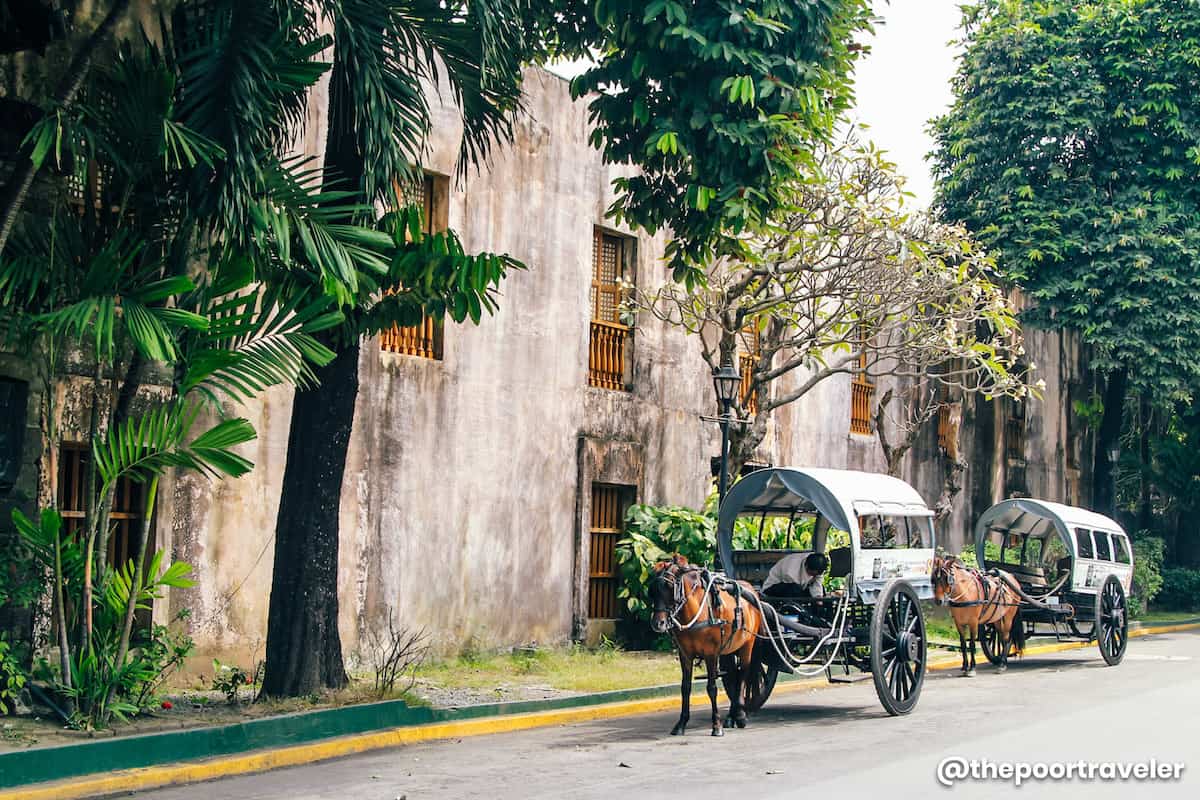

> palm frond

[
  {"left": 92, "top": 401, "right": 256, "bottom": 492},
  {"left": 181, "top": 282, "right": 343, "bottom": 404}
]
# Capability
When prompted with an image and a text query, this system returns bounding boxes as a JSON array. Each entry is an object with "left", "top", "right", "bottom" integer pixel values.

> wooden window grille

[
  {"left": 57, "top": 443, "right": 149, "bottom": 576},
  {"left": 1006, "top": 398, "right": 1027, "bottom": 461},
  {"left": 588, "top": 229, "right": 631, "bottom": 390},
  {"left": 850, "top": 345, "right": 873, "bottom": 435},
  {"left": 738, "top": 325, "right": 761, "bottom": 415},
  {"left": 588, "top": 484, "right": 631, "bottom": 620},
  {"left": 380, "top": 174, "right": 444, "bottom": 359}
]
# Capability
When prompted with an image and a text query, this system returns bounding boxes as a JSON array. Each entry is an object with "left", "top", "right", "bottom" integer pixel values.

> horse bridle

[
  {"left": 652, "top": 564, "right": 726, "bottom": 633},
  {"left": 651, "top": 565, "right": 699, "bottom": 629}
]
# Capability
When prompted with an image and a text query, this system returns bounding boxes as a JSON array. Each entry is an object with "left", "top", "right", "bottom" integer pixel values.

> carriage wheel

[
  {"left": 978, "top": 623, "right": 1008, "bottom": 666},
  {"left": 721, "top": 651, "right": 778, "bottom": 713},
  {"left": 1096, "top": 575, "right": 1129, "bottom": 666},
  {"left": 870, "top": 581, "right": 926, "bottom": 716}
]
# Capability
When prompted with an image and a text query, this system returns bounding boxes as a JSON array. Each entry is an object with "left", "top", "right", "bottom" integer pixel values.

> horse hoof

[
  {"left": 722, "top": 717, "right": 734, "bottom": 729},
  {"left": 997, "top": 664, "right": 1007, "bottom": 673},
  {"left": 965, "top": 669, "right": 976, "bottom": 678},
  {"left": 735, "top": 717, "right": 747, "bottom": 729},
  {"left": 711, "top": 727, "right": 724, "bottom": 737},
  {"left": 670, "top": 724, "right": 686, "bottom": 736}
]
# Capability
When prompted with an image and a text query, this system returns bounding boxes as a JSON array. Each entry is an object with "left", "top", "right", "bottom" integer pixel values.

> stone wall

[{"left": 0, "top": 65, "right": 1094, "bottom": 666}]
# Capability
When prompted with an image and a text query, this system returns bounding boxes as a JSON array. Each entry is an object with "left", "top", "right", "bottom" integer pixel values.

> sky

[
  {"left": 849, "top": 0, "right": 964, "bottom": 207},
  {"left": 546, "top": 1, "right": 964, "bottom": 208}
]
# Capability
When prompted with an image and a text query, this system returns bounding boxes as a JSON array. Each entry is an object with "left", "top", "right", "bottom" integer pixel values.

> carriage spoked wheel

[
  {"left": 978, "top": 623, "right": 1014, "bottom": 666},
  {"left": 1096, "top": 574, "right": 1129, "bottom": 666},
  {"left": 720, "top": 651, "right": 779, "bottom": 713},
  {"left": 870, "top": 580, "right": 926, "bottom": 716}
]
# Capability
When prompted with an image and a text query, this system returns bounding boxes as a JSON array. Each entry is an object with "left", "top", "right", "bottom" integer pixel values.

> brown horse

[
  {"left": 931, "top": 554, "right": 1026, "bottom": 675},
  {"left": 648, "top": 555, "right": 763, "bottom": 736}
]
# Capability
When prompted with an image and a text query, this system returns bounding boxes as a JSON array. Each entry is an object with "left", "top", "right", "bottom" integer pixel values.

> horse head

[
  {"left": 930, "top": 554, "right": 960, "bottom": 607},
  {"left": 649, "top": 555, "right": 692, "bottom": 634}
]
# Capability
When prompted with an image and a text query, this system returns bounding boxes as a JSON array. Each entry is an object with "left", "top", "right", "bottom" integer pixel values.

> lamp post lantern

[{"left": 712, "top": 363, "right": 741, "bottom": 504}]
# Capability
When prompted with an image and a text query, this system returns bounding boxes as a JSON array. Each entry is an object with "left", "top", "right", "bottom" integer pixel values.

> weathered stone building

[{"left": 0, "top": 66, "right": 1094, "bottom": 666}]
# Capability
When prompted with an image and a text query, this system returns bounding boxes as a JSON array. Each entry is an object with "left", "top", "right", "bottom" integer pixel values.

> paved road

[{"left": 132, "top": 631, "right": 1200, "bottom": 800}]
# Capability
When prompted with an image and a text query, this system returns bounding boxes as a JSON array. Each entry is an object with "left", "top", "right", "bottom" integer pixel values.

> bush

[
  {"left": 1130, "top": 535, "right": 1166, "bottom": 616},
  {"left": 615, "top": 504, "right": 716, "bottom": 622},
  {"left": 1156, "top": 567, "right": 1200, "bottom": 612},
  {"left": 211, "top": 660, "right": 253, "bottom": 705},
  {"left": 0, "top": 634, "right": 28, "bottom": 715}
]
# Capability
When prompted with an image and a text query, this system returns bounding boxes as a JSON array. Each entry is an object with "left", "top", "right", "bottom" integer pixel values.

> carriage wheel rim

[
  {"left": 880, "top": 589, "right": 924, "bottom": 705},
  {"left": 1098, "top": 577, "right": 1128, "bottom": 660}
]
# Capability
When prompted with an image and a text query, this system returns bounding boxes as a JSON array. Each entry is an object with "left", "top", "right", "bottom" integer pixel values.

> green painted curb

[{"left": 0, "top": 681, "right": 690, "bottom": 789}]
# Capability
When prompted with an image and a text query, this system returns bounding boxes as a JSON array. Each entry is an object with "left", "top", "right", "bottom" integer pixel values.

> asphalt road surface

[{"left": 129, "top": 630, "right": 1200, "bottom": 800}]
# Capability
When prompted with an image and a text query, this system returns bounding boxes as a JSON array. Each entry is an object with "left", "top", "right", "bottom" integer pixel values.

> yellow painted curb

[
  {"left": 927, "top": 620, "right": 1200, "bottom": 671},
  {"left": 8, "top": 622, "right": 1197, "bottom": 800}
]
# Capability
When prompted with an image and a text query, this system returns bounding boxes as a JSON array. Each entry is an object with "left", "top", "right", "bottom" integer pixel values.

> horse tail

[{"left": 1010, "top": 606, "right": 1026, "bottom": 656}]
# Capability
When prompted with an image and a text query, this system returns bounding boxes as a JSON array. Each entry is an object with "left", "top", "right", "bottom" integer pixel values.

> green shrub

[
  {"left": 211, "top": 659, "right": 253, "bottom": 704},
  {"left": 0, "top": 634, "right": 28, "bottom": 715},
  {"left": 616, "top": 504, "right": 716, "bottom": 622},
  {"left": 1156, "top": 567, "right": 1200, "bottom": 611},
  {"left": 1130, "top": 535, "right": 1166, "bottom": 616},
  {"left": 957, "top": 541, "right": 1000, "bottom": 569}
]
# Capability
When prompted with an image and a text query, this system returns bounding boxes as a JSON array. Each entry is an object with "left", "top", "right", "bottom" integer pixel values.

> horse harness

[
  {"left": 657, "top": 565, "right": 749, "bottom": 650},
  {"left": 939, "top": 563, "right": 1020, "bottom": 621}
]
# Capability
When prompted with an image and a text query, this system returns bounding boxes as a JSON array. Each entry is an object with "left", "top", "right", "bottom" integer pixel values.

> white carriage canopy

[
  {"left": 973, "top": 498, "right": 1126, "bottom": 565},
  {"left": 716, "top": 467, "right": 934, "bottom": 569}
]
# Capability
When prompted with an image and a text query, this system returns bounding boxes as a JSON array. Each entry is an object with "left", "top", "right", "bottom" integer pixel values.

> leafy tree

[
  {"left": 569, "top": 0, "right": 875, "bottom": 281},
  {"left": 639, "top": 135, "right": 1027, "bottom": 481},
  {"left": 930, "top": 0, "right": 1200, "bottom": 515}
]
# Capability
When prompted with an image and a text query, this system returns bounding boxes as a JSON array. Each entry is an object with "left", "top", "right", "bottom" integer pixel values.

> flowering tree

[{"left": 638, "top": 136, "right": 1029, "bottom": 484}]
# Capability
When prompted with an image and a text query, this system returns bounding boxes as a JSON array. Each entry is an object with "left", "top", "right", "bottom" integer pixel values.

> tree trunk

[
  {"left": 1091, "top": 370, "right": 1127, "bottom": 519},
  {"left": 260, "top": 37, "right": 365, "bottom": 698},
  {"left": 260, "top": 339, "right": 357, "bottom": 697},
  {"left": 1137, "top": 396, "right": 1153, "bottom": 534}
]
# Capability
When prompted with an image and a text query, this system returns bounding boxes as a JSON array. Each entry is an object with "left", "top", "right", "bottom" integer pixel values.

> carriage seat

[
  {"left": 729, "top": 547, "right": 851, "bottom": 586},
  {"left": 984, "top": 560, "right": 1048, "bottom": 589},
  {"left": 828, "top": 546, "right": 852, "bottom": 579},
  {"left": 730, "top": 550, "right": 804, "bottom": 586}
]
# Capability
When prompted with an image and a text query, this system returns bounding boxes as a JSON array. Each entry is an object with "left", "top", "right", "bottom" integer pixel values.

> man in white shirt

[{"left": 762, "top": 551, "right": 830, "bottom": 598}]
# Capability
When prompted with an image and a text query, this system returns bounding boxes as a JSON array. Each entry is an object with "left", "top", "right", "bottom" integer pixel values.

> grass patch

[
  {"left": 924, "top": 604, "right": 961, "bottom": 647},
  {"left": 415, "top": 643, "right": 680, "bottom": 694},
  {"left": 1138, "top": 610, "right": 1200, "bottom": 625}
]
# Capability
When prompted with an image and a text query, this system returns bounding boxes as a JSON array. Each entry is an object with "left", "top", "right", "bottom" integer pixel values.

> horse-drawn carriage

[
  {"left": 971, "top": 498, "right": 1133, "bottom": 666},
  {"left": 714, "top": 466, "right": 937, "bottom": 716}
]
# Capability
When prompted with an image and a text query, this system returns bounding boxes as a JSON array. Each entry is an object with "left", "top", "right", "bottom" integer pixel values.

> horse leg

[
  {"left": 720, "top": 654, "right": 738, "bottom": 729},
  {"left": 706, "top": 655, "right": 723, "bottom": 737},
  {"left": 727, "top": 640, "right": 753, "bottom": 729},
  {"left": 957, "top": 624, "right": 969, "bottom": 675},
  {"left": 670, "top": 651, "right": 692, "bottom": 736},
  {"left": 997, "top": 619, "right": 1010, "bottom": 673},
  {"left": 966, "top": 623, "right": 977, "bottom": 677}
]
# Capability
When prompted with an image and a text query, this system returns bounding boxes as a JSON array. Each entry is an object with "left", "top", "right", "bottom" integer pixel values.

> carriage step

[{"left": 828, "top": 673, "right": 871, "bottom": 684}]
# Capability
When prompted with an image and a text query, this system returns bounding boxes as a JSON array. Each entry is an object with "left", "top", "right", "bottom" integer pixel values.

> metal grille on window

[
  {"left": 588, "top": 229, "right": 631, "bottom": 390},
  {"left": 850, "top": 344, "right": 873, "bottom": 435},
  {"left": 739, "top": 325, "right": 761, "bottom": 415},
  {"left": 588, "top": 484, "right": 630, "bottom": 620},
  {"left": 381, "top": 174, "right": 444, "bottom": 359},
  {"left": 58, "top": 444, "right": 151, "bottom": 627}
]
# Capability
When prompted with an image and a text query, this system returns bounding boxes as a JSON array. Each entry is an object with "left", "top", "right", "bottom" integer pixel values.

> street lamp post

[{"left": 711, "top": 363, "right": 741, "bottom": 505}]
